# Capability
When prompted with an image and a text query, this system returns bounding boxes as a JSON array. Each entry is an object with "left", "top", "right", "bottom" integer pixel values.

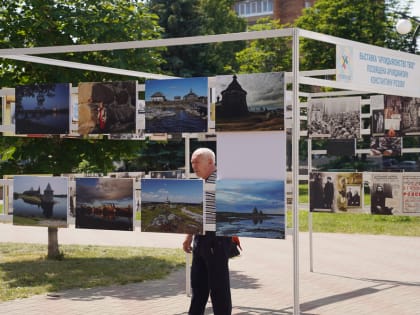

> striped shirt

[{"left": 204, "top": 170, "right": 216, "bottom": 232}]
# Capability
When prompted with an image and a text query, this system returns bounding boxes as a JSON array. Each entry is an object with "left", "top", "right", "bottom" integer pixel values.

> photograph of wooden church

[{"left": 214, "top": 72, "right": 284, "bottom": 132}]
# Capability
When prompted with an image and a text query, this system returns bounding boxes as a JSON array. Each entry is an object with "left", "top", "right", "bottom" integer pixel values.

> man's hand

[{"left": 183, "top": 234, "right": 193, "bottom": 253}]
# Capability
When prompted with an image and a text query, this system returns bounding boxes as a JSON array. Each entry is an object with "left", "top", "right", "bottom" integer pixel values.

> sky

[
  {"left": 14, "top": 176, "right": 68, "bottom": 195},
  {"left": 18, "top": 83, "right": 70, "bottom": 110},
  {"left": 411, "top": 0, "right": 420, "bottom": 17},
  {"left": 214, "top": 72, "right": 284, "bottom": 108},
  {"left": 75, "top": 178, "right": 133, "bottom": 205},
  {"left": 145, "top": 77, "right": 208, "bottom": 101},
  {"left": 216, "top": 179, "right": 284, "bottom": 214},
  {"left": 141, "top": 179, "right": 203, "bottom": 204}
]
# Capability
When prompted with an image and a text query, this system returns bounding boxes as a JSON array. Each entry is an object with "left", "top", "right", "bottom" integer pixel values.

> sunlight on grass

[
  {"left": 0, "top": 243, "right": 184, "bottom": 302},
  {"left": 287, "top": 210, "right": 420, "bottom": 236}
]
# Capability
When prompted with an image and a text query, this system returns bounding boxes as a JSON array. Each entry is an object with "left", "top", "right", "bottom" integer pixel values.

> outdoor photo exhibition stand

[{"left": 1, "top": 28, "right": 420, "bottom": 315}]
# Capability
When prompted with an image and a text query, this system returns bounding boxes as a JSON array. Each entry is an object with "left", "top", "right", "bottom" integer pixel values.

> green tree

[
  {"left": 234, "top": 18, "right": 292, "bottom": 73},
  {"left": 0, "top": 0, "right": 166, "bottom": 85},
  {"left": 295, "top": 0, "right": 414, "bottom": 71},
  {"left": 146, "top": 0, "right": 246, "bottom": 76},
  {"left": 0, "top": 0, "right": 165, "bottom": 259}
]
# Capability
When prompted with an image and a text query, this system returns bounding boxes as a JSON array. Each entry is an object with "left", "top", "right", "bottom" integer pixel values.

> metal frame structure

[{"left": 1, "top": 27, "right": 420, "bottom": 314}]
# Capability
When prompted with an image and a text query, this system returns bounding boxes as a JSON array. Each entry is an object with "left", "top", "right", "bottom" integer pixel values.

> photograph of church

[
  {"left": 214, "top": 72, "right": 284, "bottom": 132},
  {"left": 15, "top": 83, "right": 70, "bottom": 135},
  {"left": 140, "top": 178, "right": 204, "bottom": 234},
  {"left": 13, "top": 176, "right": 68, "bottom": 227}
]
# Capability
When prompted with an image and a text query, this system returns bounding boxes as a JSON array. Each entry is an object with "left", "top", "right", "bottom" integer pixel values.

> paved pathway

[{"left": 0, "top": 224, "right": 419, "bottom": 314}]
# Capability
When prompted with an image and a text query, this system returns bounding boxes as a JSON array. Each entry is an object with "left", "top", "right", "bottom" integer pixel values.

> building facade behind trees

[{"left": 233, "top": 0, "right": 317, "bottom": 25}]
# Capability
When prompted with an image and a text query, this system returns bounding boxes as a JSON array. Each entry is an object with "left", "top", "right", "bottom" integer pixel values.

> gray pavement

[{"left": 0, "top": 223, "right": 419, "bottom": 314}]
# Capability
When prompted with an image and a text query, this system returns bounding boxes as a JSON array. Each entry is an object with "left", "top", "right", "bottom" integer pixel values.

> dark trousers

[{"left": 188, "top": 234, "right": 232, "bottom": 315}]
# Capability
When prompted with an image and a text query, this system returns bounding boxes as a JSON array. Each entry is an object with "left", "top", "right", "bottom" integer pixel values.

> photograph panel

[
  {"left": 141, "top": 179, "right": 204, "bottom": 234},
  {"left": 75, "top": 177, "right": 134, "bottom": 231},
  {"left": 215, "top": 179, "right": 285, "bottom": 239},
  {"left": 402, "top": 173, "right": 420, "bottom": 214},
  {"left": 371, "top": 172, "right": 403, "bottom": 215},
  {"left": 310, "top": 172, "right": 365, "bottom": 214},
  {"left": 214, "top": 72, "right": 284, "bottom": 132},
  {"left": 15, "top": 83, "right": 70, "bottom": 135},
  {"left": 308, "top": 96, "right": 361, "bottom": 139},
  {"left": 145, "top": 77, "right": 208, "bottom": 133},
  {"left": 13, "top": 176, "right": 68, "bottom": 227},
  {"left": 78, "top": 81, "right": 137, "bottom": 135}
]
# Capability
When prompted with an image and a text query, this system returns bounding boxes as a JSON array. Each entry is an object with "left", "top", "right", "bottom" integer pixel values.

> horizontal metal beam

[
  {"left": 0, "top": 29, "right": 293, "bottom": 55},
  {"left": 0, "top": 55, "right": 176, "bottom": 79}
]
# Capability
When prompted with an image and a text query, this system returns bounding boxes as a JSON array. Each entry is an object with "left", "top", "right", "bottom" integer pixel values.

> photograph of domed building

[
  {"left": 214, "top": 72, "right": 284, "bottom": 132},
  {"left": 145, "top": 77, "right": 208, "bottom": 133}
]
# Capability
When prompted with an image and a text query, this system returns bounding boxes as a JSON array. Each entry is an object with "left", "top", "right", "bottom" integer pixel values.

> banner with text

[{"left": 336, "top": 44, "right": 420, "bottom": 97}]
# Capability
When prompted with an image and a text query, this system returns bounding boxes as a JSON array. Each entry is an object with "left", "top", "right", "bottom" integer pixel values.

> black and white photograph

[
  {"left": 371, "top": 172, "right": 402, "bottom": 215},
  {"left": 309, "top": 172, "right": 335, "bottom": 212},
  {"left": 384, "top": 95, "right": 402, "bottom": 137},
  {"left": 370, "top": 136, "right": 402, "bottom": 156},
  {"left": 401, "top": 96, "right": 420, "bottom": 135},
  {"left": 345, "top": 185, "right": 361, "bottom": 207},
  {"left": 310, "top": 172, "right": 364, "bottom": 213},
  {"left": 214, "top": 72, "right": 284, "bottom": 132},
  {"left": 371, "top": 109, "right": 385, "bottom": 136},
  {"left": 307, "top": 96, "right": 361, "bottom": 139}
]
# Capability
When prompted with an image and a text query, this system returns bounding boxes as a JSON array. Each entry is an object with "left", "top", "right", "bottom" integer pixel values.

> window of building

[{"left": 234, "top": 0, "right": 273, "bottom": 17}]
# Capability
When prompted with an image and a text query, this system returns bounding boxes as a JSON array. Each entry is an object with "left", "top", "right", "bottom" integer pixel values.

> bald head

[{"left": 191, "top": 148, "right": 216, "bottom": 179}]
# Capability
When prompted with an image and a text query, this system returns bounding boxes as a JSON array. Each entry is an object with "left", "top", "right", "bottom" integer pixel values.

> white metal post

[
  {"left": 307, "top": 137, "right": 314, "bottom": 273},
  {"left": 292, "top": 28, "right": 301, "bottom": 315}
]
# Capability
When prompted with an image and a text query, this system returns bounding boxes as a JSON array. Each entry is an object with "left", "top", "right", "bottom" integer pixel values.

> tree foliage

[
  {"left": 0, "top": 0, "right": 166, "bottom": 86},
  {"left": 0, "top": 0, "right": 170, "bottom": 177},
  {"left": 234, "top": 18, "right": 292, "bottom": 73},
  {"left": 0, "top": 136, "right": 146, "bottom": 176},
  {"left": 294, "top": 0, "right": 414, "bottom": 70},
  {"left": 146, "top": 0, "right": 246, "bottom": 76}
]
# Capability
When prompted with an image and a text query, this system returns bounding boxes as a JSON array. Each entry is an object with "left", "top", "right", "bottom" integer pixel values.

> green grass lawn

[
  {"left": 287, "top": 210, "right": 420, "bottom": 236},
  {"left": 295, "top": 183, "right": 420, "bottom": 236},
  {"left": 0, "top": 243, "right": 184, "bottom": 302}
]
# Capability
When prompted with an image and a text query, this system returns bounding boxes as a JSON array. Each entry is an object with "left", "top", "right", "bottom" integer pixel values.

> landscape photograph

[
  {"left": 215, "top": 179, "right": 285, "bottom": 239},
  {"left": 13, "top": 176, "right": 68, "bottom": 227},
  {"left": 15, "top": 83, "right": 70, "bottom": 135},
  {"left": 141, "top": 178, "right": 204, "bottom": 234},
  {"left": 214, "top": 72, "right": 284, "bottom": 132},
  {"left": 145, "top": 77, "right": 208, "bottom": 133},
  {"left": 75, "top": 177, "right": 134, "bottom": 231}
]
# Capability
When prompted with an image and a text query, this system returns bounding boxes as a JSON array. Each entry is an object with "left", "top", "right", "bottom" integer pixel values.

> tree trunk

[{"left": 47, "top": 227, "right": 60, "bottom": 259}]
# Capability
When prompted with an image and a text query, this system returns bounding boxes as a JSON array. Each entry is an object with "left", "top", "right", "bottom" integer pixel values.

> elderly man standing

[{"left": 183, "top": 148, "right": 232, "bottom": 315}]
